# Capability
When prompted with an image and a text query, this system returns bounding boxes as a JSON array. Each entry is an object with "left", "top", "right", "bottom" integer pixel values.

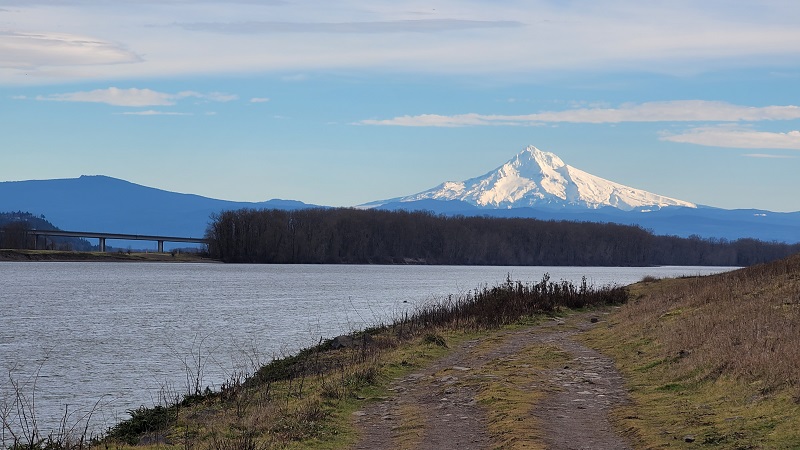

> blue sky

[{"left": 2, "top": 0, "right": 800, "bottom": 211}]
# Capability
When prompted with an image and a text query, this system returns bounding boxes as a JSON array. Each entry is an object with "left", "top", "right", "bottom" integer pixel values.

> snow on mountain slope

[{"left": 384, "top": 146, "right": 696, "bottom": 211}]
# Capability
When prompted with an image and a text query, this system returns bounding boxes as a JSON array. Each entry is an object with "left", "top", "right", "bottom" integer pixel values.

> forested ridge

[
  {"left": 205, "top": 208, "right": 800, "bottom": 266},
  {"left": 0, "top": 211, "right": 91, "bottom": 250}
]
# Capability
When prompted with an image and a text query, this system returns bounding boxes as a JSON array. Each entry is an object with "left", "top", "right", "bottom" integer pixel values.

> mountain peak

[
  {"left": 520, "top": 145, "right": 565, "bottom": 170},
  {"left": 387, "top": 145, "right": 696, "bottom": 211}
]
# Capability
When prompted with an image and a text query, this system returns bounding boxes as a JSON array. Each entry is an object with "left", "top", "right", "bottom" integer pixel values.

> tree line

[
  {"left": 205, "top": 208, "right": 800, "bottom": 266},
  {"left": 0, "top": 211, "right": 91, "bottom": 251}
]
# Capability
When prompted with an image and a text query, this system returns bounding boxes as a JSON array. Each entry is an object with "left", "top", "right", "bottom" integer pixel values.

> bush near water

[{"left": 94, "top": 275, "right": 625, "bottom": 449}]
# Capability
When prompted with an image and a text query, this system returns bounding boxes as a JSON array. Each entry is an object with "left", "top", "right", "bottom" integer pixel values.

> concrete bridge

[{"left": 28, "top": 230, "right": 209, "bottom": 253}]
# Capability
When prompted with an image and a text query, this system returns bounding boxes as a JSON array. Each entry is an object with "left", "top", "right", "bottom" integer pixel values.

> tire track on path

[{"left": 352, "top": 310, "right": 633, "bottom": 449}]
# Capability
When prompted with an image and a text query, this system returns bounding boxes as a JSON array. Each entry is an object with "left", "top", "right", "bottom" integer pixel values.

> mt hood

[{"left": 374, "top": 146, "right": 696, "bottom": 211}]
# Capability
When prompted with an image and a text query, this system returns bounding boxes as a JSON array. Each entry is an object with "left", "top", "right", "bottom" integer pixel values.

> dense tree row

[{"left": 205, "top": 208, "right": 800, "bottom": 266}]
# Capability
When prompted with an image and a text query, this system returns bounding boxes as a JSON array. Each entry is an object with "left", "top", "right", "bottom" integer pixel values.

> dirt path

[{"left": 352, "top": 310, "right": 633, "bottom": 449}]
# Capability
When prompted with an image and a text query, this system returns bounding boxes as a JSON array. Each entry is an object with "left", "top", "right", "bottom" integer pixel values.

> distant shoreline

[{"left": 0, "top": 249, "right": 218, "bottom": 263}]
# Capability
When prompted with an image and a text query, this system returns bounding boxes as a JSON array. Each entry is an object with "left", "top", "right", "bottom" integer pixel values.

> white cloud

[
  {"left": 0, "top": 0, "right": 283, "bottom": 4},
  {"left": 250, "top": 97, "right": 270, "bottom": 103},
  {"left": 661, "top": 127, "right": 800, "bottom": 150},
  {"left": 3, "top": 1, "right": 800, "bottom": 83},
  {"left": 118, "top": 110, "right": 191, "bottom": 115},
  {"left": 359, "top": 113, "right": 534, "bottom": 127},
  {"left": 36, "top": 87, "right": 237, "bottom": 106},
  {"left": 167, "top": 90, "right": 238, "bottom": 103},
  {"left": 360, "top": 101, "right": 800, "bottom": 127},
  {"left": 182, "top": 91, "right": 238, "bottom": 102},
  {"left": 743, "top": 153, "right": 796, "bottom": 158},
  {"left": 0, "top": 31, "right": 140, "bottom": 69},
  {"left": 38, "top": 87, "right": 176, "bottom": 106},
  {"left": 177, "top": 19, "right": 523, "bottom": 34}
]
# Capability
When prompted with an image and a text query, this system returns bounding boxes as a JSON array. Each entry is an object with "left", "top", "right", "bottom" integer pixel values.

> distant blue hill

[
  {"left": 0, "top": 175, "right": 318, "bottom": 248},
  {"left": 376, "top": 200, "right": 800, "bottom": 244},
  {"left": 2, "top": 175, "right": 798, "bottom": 248}
]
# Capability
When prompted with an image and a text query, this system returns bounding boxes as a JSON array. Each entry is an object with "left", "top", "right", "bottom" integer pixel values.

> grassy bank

[
  {"left": 6, "top": 254, "right": 800, "bottom": 450},
  {"left": 584, "top": 254, "right": 800, "bottom": 448},
  {"left": 0, "top": 249, "right": 215, "bottom": 262},
  {"left": 86, "top": 276, "right": 624, "bottom": 450}
]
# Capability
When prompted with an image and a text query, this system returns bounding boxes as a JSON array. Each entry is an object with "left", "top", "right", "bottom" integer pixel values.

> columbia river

[{"left": 0, "top": 262, "right": 734, "bottom": 438}]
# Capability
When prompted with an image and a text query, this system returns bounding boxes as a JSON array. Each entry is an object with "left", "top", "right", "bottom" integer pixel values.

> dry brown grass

[
  {"left": 585, "top": 253, "right": 800, "bottom": 448},
  {"left": 101, "top": 328, "right": 466, "bottom": 450},
  {"left": 629, "top": 255, "right": 800, "bottom": 394}
]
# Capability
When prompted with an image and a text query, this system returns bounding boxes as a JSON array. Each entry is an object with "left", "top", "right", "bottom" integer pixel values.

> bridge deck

[
  {"left": 28, "top": 230, "right": 209, "bottom": 252},
  {"left": 31, "top": 230, "right": 208, "bottom": 243}
]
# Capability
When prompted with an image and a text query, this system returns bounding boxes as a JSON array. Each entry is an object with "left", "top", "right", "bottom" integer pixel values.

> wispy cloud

[
  {"left": 36, "top": 87, "right": 237, "bottom": 106},
  {"left": 4, "top": 1, "right": 800, "bottom": 83},
  {"left": 197, "top": 92, "right": 238, "bottom": 102},
  {"left": 39, "top": 87, "right": 176, "bottom": 106},
  {"left": 0, "top": 0, "right": 284, "bottom": 4},
  {"left": 743, "top": 153, "right": 796, "bottom": 158},
  {"left": 177, "top": 19, "right": 524, "bottom": 34},
  {"left": 359, "top": 113, "right": 535, "bottom": 127},
  {"left": 660, "top": 126, "right": 800, "bottom": 150},
  {"left": 0, "top": 31, "right": 140, "bottom": 68},
  {"left": 250, "top": 97, "right": 270, "bottom": 103},
  {"left": 360, "top": 101, "right": 800, "bottom": 127},
  {"left": 117, "top": 110, "right": 191, "bottom": 116},
  {"left": 281, "top": 74, "right": 309, "bottom": 82}
]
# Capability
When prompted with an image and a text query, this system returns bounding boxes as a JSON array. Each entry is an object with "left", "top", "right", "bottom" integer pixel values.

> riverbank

[
  {"left": 5, "top": 256, "right": 798, "bottom": 449},
  {"left": 93, "top": 276, "right": 627, "bottom": 449},
  {"left": 112, "top": 255, "right": 799, "bottom": 449},
  {"left": 0, "top": 249, "right": 217, "bottom": 262}
]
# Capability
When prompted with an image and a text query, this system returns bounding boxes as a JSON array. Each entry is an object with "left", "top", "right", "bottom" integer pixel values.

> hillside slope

[{"left": 0, "top": 176, "right": 316, "bottom": 241}]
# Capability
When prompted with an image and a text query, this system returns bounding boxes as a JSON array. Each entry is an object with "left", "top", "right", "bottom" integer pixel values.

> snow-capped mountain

[{"left": 371, "top": 145, "right": 696, "bottom": 211}]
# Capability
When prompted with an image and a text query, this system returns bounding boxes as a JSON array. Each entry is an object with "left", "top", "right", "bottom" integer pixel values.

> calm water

[{"left": 0, "top": 262, "right": 735, "bottom": 437}]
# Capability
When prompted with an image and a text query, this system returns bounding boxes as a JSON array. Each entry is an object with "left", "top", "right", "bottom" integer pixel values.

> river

[{"left": 0, "top": 262, "right": 735, "bottom": 439}]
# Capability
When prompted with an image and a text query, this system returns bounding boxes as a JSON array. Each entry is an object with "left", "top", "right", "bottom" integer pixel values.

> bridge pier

[
  {"left": 158, "top": 240, "right": 164, "bottom": 253},
  {"left": 99, "top": 237, "right": 106, "bottom": 252}
]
